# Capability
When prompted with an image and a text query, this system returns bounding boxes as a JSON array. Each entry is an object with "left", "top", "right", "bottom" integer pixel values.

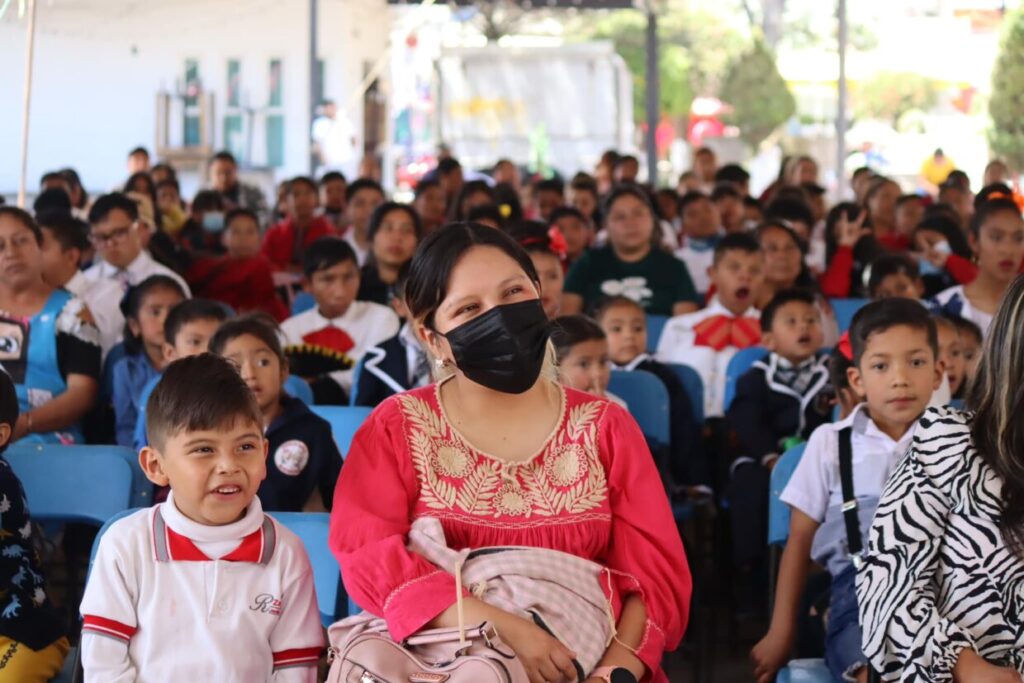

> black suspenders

[{"left": 838, "top": 426, "right": 864, "bottom": 564}]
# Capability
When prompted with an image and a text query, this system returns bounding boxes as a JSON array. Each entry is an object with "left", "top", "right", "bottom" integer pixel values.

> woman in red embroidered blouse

[{"left": 330, "top": 223, "right": 691, "bottom": 683}]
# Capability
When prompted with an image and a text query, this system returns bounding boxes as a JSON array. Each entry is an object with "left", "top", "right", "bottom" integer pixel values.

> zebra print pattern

[{"left": 856, "top": 406, "right": 1024, "bottom": 682}]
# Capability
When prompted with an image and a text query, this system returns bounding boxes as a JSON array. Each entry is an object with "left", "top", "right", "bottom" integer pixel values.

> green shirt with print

[{"left": 564, "top": 245, "right": 699, "bottom": 316}]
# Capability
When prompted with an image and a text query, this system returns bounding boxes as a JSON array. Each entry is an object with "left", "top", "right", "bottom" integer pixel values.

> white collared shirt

[
  {"left": 655, "top": 299, "right": 761, "bottom": 418},
  {"left": 65, "top": 270, "right": 125, "bottom": 358},
  {"left": 80, "top": 493, "right": 322, "bottom": 682},
  {"left": 280, "top": 300, "right": 400, "bottom": 393},
  {"left": 84, "top": 251, "right": 191, "bottom": 298},
  {"left": 781, "top": 403, "right": 916, "bottom": 575}
]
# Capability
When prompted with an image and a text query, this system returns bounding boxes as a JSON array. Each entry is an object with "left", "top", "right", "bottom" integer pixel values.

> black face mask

[{"left": 437, "top": 299, "right": 550, "bottom": 394}]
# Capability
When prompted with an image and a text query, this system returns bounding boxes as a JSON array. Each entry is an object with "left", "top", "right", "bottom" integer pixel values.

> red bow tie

[{"left": 693, "top": 314, "right": 761, "bottom": 351}]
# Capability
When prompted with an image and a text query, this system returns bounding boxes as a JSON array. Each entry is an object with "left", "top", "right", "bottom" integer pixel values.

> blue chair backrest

[
  {"left": 271, "top": 512, "right": 345, "bottom": 626},
  {"left": 101, "top": 342, "right": 127, "bottom": 402},
  {"left": 292, "top": 292, "right": 316, "bottom": 316},
  {"left": 768, "top": 443, "right": 807, "bottom": 547},
  {"left": 284, "top": 375, "right": 314, "bottom": 405},
  {"left": 349, "top": 357, "right": 366, "bottom": 406},
  {"left": 829, "top": 298, "right": 870, "bottom": 334},
  {"left": 311, "top": 406, "right": 373, "bottom": 457},
  {"left": 723, "top": 346, "right": 768, "bottom": 412},
  {"left": 666, "top": 363, "right": 705, "bottom": 424},
  {"left": 645, "top": 314, "right": 669, "bottom": 354},
  {"left": 6, "top": 449, "right": 133, "bottom": 526},
  {"left": 7, "top": 443, "right": 150, "bottom": 508},
  {"left": 608, "top": 370, "right": 670, "bottom": 446}
]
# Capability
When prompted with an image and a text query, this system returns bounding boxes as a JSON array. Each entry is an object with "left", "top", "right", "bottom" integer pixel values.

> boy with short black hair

[
  {"left": 0, "top": 370, "right": 69, "bottom": 681},
  {"left": 132, "top": 298, "right": 230, "bottom": 451},
  {"left": 531, "top": 178, "right": 565, "bottom": 223},
  {"left": 281, "top": 237, "right": 399, "bottom": 404},
  {"left": 726, "top": 289, "right": 832, "bottom": 576},
  {"left": 752, "top": 298, "right": 942, "bottom": 683},
  {"left": 261, "top": 176, "right": 336, "bottom": 272},
  {"left": 596, "top": 296, "right": 709, "bottom": 491},
  {"left": 867, "top": 254, "right": 924, "bottom": 301},
  {"left": 81, "top": 354, "right": 323, "bottom": 681},
  {"left": 343, "top": 178, "right": 385, "bottom": 265},
  {"left": 675, "top": 191, "right": 723, "bottom": 295},
  {"left": 319, "top": 171, "right": 348, "bottom": 230},
  {"left": 657, "top": 233, "right": 766, "bottom": 418}
]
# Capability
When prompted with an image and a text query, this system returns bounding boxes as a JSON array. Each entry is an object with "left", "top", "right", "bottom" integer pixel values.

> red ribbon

[{"left": 693, "top": 315, "right": 761, "bottom": 351}]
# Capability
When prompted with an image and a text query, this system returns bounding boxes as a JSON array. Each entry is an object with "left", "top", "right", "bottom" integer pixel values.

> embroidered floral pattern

[
  {"left": 399, "top": 393, "right": 609, "bottom": 519},
  {"left": 545, "top": 445, "right": 585, "bottom": 487},
  {"left": 432, "top": 441, "right": 471, "bottom": 478}
]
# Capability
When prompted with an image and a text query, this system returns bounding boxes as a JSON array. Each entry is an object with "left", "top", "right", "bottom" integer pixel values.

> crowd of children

[{"left": 0, "top": 141, "right": 1021, "bottom": 680}]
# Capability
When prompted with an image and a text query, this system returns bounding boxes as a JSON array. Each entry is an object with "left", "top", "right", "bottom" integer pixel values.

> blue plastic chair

[
  {"left": 291, "top": 292, "right": 316, "bottom": 316},
  {"left": 767, "top": 444, "right": 832, "bottom": 683},
  {"left": 5, "top": 449, "right": 133, "bottom": 526},
  {"left": 348, "top": 357, "right": 366, "bottom": 406},
  {"left": 272, "top": 512, "right": 348, "bottom": 626},
  {"left": 777, "top": 659, "right": 833, "bottom": 683},
  {"left": 608, "top": 370, "right": 670, "bottom": 447},
  {"left": 722, "top": 346, "right": 768, "bottom": 412},
  {"left": 645, "top": 314, "right": 669, "bottom": 354},
  {"left": 284, "top": 375, "right": 314, "bottom": 405},
  {"left": 7, "top": 443, "right": 151, "bottom": 509},
  {"left": 666, "top": 363, "right": 705, "bottom": 425},
  {"left": 830, "top": 298, "right": 870, "bottom": 334},
  {"left": 311, "top": 405, "right": 373, "bottom": 457},
  {"left": 768, "top": 443, "right": 807, "bottom": 548}
]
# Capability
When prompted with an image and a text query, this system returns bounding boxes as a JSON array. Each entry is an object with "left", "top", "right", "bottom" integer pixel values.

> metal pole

[
  {"left": 17, "top": 0, "right": 38, "bottom": 209},
  {"left": 644, "top": 5, "right": 660, "bottom": 185},
  {"left": 309, "top": 0, "right": 320, "bottom": 175},
  {"left": 836, "top": 0, "right": 848, "bottom": 199}
]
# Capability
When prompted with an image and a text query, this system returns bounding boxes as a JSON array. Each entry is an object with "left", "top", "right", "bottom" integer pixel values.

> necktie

[
  {"left": 116, "top": 269, "right": 132, "bottom": 292},
  {"left": 693, "top": 314, "right": 761, "bottom": 351}
]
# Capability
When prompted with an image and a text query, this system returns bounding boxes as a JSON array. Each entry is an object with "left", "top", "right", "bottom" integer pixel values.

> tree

[
  {"left": 577, "top": 4, "right": 745, "bottom": 126},
  {"left": 989, "top": 8, "right": 1024, "bottom": 172},
  {"left": 854, "top": 72, "right": 942, "bottom": 128},
  {"left": 739, "top": 0, "right": 786, "bottom": 49},
  {"left": 719, "top": 38, "right": 795, "bottom": 151}
]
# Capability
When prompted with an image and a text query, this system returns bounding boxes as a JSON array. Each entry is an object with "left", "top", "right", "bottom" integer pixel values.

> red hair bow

[
  {"left": 837, "top": 331, "right": 853, "bottom": 361},
  {"left": 547, "top": 226, "right": 569, "bottom": 261}
]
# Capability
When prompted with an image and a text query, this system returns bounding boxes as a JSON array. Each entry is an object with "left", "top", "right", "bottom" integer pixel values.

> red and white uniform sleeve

[
  {"left": 269, "top": 528, "right": 323, "bottom": 682},
  {"left": 80, "top": 525, "right": 139, "bottom": 683}
]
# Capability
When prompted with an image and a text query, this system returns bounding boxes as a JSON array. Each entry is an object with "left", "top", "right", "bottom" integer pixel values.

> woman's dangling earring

[{"left": 434, "top": 358, "right": 449, "bottom": 370}]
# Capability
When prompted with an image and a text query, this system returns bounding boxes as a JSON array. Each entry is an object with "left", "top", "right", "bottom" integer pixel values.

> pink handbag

[
  {"left": 325, "top": 620, "right": 529, "bottom": 683},
  {"left": 325, "top": 567, "right": 530, "bottom": 683}
]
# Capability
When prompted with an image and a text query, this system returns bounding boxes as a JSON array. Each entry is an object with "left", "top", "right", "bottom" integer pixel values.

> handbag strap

[{"left": 455, "top": 558, "right": 467, "bottom": 646}]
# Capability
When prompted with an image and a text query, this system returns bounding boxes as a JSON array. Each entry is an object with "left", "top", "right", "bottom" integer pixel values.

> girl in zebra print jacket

[{"left": 858, "top": 274, "right": 1024, "bottom": 683}]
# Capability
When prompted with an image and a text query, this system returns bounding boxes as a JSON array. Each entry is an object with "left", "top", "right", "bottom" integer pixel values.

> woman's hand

[
  {"left": 923, "top": 244, "right": 951, "bottom": 268},
  {"left": 750, "top": 627, "right": 794, "bottom": 683},
  {"left": 953, "top": 648, "right": 1022, "bottom": 682},
  {"left": 501, "top": 615, "right": 578, "bottom": 683},
  {"left": 836, "top": 208, "right": 870, "bottom": 249}
]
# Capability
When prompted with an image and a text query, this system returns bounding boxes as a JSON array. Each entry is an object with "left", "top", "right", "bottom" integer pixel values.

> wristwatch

[{"left": 590, "top": 666, "right": 638, "bottom": 683}]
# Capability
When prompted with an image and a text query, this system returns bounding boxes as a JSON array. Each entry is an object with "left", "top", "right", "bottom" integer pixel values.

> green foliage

[
  {"left": 854, "top": 72, "right": 942, "bottom": 127},
  {"left": 719, "top": 38, "right": 795, "bottom": 151},
  {"left": 989, "top": 9, "right": 1024, "bottom": 171},
  {"left": 577, "top": 5, "right": 745, "bottom": 124}
]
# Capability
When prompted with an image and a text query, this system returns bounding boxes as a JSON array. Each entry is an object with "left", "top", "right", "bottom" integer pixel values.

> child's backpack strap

[{"left": 837, "top": 426, "right": 864, "bottom": 566}]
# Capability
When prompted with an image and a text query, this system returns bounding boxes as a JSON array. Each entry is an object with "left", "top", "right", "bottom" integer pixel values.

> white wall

[{"left": 0, "top": 0, "right": 390, "bottom": 197}]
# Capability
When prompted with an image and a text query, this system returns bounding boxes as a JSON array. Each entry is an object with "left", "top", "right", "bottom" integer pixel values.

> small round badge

[{"left": 274, "top": 440, "right": 309, "bottom": 476}]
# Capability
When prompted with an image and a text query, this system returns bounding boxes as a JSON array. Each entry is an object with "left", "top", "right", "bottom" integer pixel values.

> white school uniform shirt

[
  {"left": 343, "top": 232, "right": 369, "bottom": 266},
  {"left": 930, "top": 284, "right": 994, "bottom": 337},
  {"left": 80, "top": 493, "right": 322, "bottom": 682},
  {"left": 780, "top": 403, "right": 916, "bottom": 576},
  {"left": 64, "top": 270, "right": 125, "bottom": 358},
  {"left": 655, "top": 298, "right": 760, "bottom": 419},
  {"left": 280, "top": 300, "right": 400, "bottom": 393},
  {"left": 84, "top": 250, "right": 191, "bottom": 298},
  {"left": 673, "top": 241, "right": 715, "bottom": 296}
]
